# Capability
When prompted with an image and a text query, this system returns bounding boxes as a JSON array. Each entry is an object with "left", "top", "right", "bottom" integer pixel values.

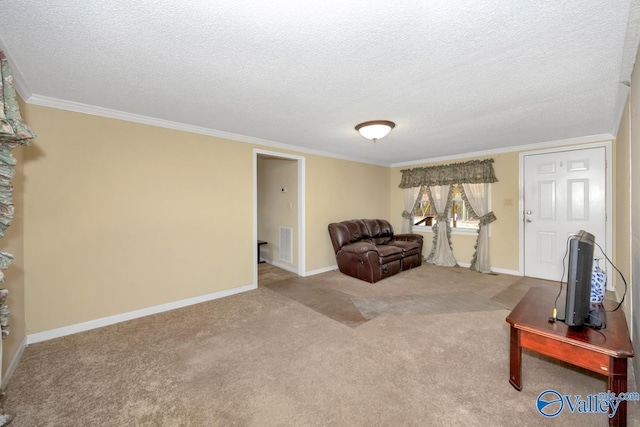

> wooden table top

[{"left": 506, "top": 287, "right": 634, "bottom": 358}]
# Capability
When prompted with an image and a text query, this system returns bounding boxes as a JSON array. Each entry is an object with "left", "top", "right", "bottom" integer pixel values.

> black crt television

[{"left": 564, "top": 230, "right": 595, "bottom": 328}]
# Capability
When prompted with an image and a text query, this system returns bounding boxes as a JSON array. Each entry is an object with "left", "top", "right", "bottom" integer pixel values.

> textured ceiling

[{"left": 1, "top": 0, "right": 639, "bottom": 166}]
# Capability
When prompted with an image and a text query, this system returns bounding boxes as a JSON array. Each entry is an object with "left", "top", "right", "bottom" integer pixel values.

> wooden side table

[
  {"left": 506, "top": 287, "right": 634, "bottom": 426},
  {"left": 257, "top": 240, "right": 267, "bottom": 264}
]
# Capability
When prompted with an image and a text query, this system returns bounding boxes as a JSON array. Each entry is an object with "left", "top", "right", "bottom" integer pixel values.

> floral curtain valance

[{"left": 399, "top": 158, "right": 498, "bottom": 188}]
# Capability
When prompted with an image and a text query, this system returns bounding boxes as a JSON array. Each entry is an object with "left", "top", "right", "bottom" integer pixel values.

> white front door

[{"left": 523, "top": 147, "right": 606, "bottom": 281}]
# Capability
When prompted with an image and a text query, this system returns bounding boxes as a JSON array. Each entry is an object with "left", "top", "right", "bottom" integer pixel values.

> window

[{"left": 412, "top": 184, "right": 481, "bottom": 230}]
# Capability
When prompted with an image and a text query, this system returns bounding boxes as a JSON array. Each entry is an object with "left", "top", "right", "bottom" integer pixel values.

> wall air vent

[{"left": 279, "top": 226, "right": 293, "bottom": 263}]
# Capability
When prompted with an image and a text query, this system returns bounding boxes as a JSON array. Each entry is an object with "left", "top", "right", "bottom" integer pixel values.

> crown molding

[
  {"left": 390, "top": 133, "right": 615, "bottom": 168},
  {"left": 25, "top": 94, "right": 390, "bottom": 167},
  {"left": 25, "top": 94, "right": 617, "bottom": 170}
]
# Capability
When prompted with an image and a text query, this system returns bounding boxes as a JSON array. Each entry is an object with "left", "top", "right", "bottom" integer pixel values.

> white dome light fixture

[{"left": 355, "top": 120, "right": 396, "bottom": 143}]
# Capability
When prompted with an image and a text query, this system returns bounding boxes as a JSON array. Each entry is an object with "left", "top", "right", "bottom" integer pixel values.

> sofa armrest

[
  {"left": 394, "top": 233, "right": 424, "bottom": 243},
  {"left": 340, "top": 241, "right": 377, "bottom": 254}
]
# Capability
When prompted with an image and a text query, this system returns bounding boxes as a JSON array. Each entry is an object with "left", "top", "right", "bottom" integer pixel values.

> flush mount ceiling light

[{"left": 355, "top": 120, "right": 396, "bottom": 143}]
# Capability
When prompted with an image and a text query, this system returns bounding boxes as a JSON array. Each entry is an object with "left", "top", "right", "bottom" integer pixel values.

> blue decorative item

[{"left": 590, "top": 258, "right": 606, "bottom": 303}]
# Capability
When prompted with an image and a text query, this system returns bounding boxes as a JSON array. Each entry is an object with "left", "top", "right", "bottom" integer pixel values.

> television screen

[{"left": 564, "top": 230, "right": 595, "bottom": 328}]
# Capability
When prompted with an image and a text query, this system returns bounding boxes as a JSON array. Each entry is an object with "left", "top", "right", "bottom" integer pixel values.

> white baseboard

[
  {"left": 268, "top": 260, "right": 298, "bottom": 274},
  {"left": 305, "top": 264, "right": 338, "bottom": 276},
  {"left": 490, "top": 267, "right": 521, "bottom": 276},
  {"left": 2, "top": 336, "right": 27, "bottom": 389},
  {"left": 27, "top": 283, "right": 257, "bottom": 345},
  {"left": 265, "top": 259, "right": 338, "bottom": 277}
]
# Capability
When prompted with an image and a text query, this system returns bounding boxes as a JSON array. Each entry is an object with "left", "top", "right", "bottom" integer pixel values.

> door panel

[
  {"left": 567, "top": 179, "right": 588, "bottom": 221},
  {"left": 538, "top": 181, "right": 556, "bottom": 220},
  {"left": 536, "top": 232, "right": 556, "bottom": 264},
  {"left": 523, "top": 147, "right": 606, "bottom": 281}
]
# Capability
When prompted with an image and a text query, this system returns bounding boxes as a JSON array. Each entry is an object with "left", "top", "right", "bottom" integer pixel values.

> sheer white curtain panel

[
  {"left": 425, "top": 185, "right": 457, "bottom": 267},
  {"left": 401, "top": 186, "right": 425, "bottom": 234},
  {"left": 462, "top": 183, "right": 494, "bottom": 273}
]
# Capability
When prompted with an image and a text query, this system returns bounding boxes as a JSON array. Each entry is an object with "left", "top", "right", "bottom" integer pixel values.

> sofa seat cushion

[
  {"left": 387, "top": 240, "right": 421, "bottom": 255},
  {"left": 377, "top": 244, "right": 403, "bottom": 256},
  {"left": 376, "top": 244, "right": 404, "bottom": 263}
]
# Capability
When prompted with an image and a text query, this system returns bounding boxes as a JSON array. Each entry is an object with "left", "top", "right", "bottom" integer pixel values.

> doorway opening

[{"left": 253, "top": 149, "right": 306, "bottom": 286}]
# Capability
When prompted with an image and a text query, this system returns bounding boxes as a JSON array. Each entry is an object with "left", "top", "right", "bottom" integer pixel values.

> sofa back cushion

[
  {"left": 363, "top": 219, "right": 394, "bottom": 245},
  {"left": 327, "top": 219, "right": 371, "bottom": 253}
]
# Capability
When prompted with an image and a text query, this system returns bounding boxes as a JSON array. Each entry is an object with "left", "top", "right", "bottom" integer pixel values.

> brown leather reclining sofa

[{"left": 327, "top": 219, "right": 424, "bottom": 283}]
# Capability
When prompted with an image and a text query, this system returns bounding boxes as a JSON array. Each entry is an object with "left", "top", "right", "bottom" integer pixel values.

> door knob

[{"left": 525, "top": 218, "right": 532, "bottom": 223}]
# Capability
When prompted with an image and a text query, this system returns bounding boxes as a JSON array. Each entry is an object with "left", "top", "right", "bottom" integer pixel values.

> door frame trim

[
  {"left": 253, "top": 149, "right": 306, "bottom": 286},
  {"left": 518, "top": 140, "right": 613, "bottom": 288}
]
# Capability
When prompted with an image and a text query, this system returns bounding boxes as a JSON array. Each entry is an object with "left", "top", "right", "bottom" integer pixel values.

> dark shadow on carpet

[
  {"left": 264, "top": 277, "right": 369, "bottom": 327},
  {"left": 490, "top": 276, "right": 560, "bottom": 310},
  {"left": 352, "top": 291, "right": 505, "bottom": 319}
]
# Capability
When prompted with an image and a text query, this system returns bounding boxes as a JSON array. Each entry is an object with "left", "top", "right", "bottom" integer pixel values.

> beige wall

[
  {"left": 615, "top": 99, "right": 631, "bottom": 318},
  {"left": 613, "top": 43, "right": 640, "bottom": 393},
  {"left": 257, "top": 157, "right": 298, "bottom": 268},
  {"left": 390, "top": 152, "right": 521, "bottom": 272},
  {"left": 305, "top": 155, "right": 391, "bottom": 271},
  {"left": 17, "top": 104, "right": 391, "bottom": 337},
  {"left": 21, "top": 105, "right": 255, "bottom": 333},
  {"left": 625, "top": 42, "right": 640, "bottom": 391}
]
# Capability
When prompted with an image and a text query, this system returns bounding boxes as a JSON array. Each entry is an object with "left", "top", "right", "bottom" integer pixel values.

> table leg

[
  {"left": 257, "top": 241, "right": 266, "bottom": 264},
  {"left": 608, "top": 357, "right": 627, "bottom": 427},
  {"left": 509, "top": 326, "right": 522, "bottom": 391}
]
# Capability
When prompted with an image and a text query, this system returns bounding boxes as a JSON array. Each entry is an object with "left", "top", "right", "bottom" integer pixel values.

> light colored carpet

[
  {"left": 258, "top": 262, "right": 297, "bottom": 286},
  {"left": 4, "top": 263, "right": 638, "bottom": 426},
  {"left": 352, "top": 291, "right": 505, "bottom": 319}
]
